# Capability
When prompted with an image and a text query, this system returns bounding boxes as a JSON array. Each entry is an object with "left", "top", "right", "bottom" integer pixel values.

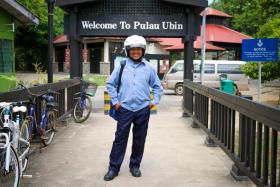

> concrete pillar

[
  {"left": 104, "top": 40, "right": 109, "bottom": 63},
  {"left": 83, "top": 42, "right": 90, "bottom": 74},
  {"left": 64, "top": 47, "right": 70, "bottom": 73},
  {"left": 52, "top": 46, "right": 58, "bottom": 73},
  {"left": 99, "top": 39, "right": 110, "bottom": 75}
]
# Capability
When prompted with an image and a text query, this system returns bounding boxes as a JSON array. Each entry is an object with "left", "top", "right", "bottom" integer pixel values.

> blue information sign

[{"left": 242, "top": 38, "right": 279, "bottom": 62}]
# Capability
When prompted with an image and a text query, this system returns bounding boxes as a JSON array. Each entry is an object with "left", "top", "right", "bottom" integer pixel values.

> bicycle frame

[
  {"left": 79, "top": 94, "right": 86, "bottom": 109},
  {"left": 28, "top": 102, "right": 49, "bottom": 137},
  {"left": 0, "top": 132, "right": 11, "bottom": 172},
  {"left": 0, "top": 104, "right": 30, "bottom": 176},
  {"left": 77, "top": 81, "right": 88, "bottom": 109},
  {"left": 40, "top": 109, "right": 48, "bottom": 130}
]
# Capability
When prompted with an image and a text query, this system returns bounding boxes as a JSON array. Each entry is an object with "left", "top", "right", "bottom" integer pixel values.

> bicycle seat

[
  {"left": 12, "top": 106, "right": 27, "bottom": 113},
  {"left": 0, "top": 102, "right": 11, "bottom": 108}
]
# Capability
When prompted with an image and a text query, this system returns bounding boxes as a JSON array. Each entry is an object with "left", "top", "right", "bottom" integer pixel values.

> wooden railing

[
  {"left": 183, "top": 79, "right": 280, "bottom": 187},
  {"left": 0, "top": 79, "right": 80, "bottom": 121}
]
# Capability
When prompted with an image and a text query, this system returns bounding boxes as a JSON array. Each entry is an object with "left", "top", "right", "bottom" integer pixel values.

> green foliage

[
  {"left": 211, "top": 0, "right": 280, "bottom": 37},
  {"left": 212, "top": 0, "right": 280, "bottom": 81},
  {"left": 0, "top": 74, "right": 17, "bottom": 92},
  {"left": 170, "top": 52, "right": 183, "bottom": 66},
  {"left": 257, "top": 14, "right": 280, "bottom": 39},
  {"left": 83, "top": 74, "right": 108, "bottom": 86},
  {"left": 241, "top": 62, "right": 280, "bottom": 81},
  {"left": 240, "top": 62, "right": 258, "bottom": 79},
  {"left": 241, "top": 14, "right": 280, "bottom": 81},
  {"left": 32, "top": 62, "right": 47, "bottom": 84},
  {"left": 15, "top": 0, "right": 64, "bottom": 71}
]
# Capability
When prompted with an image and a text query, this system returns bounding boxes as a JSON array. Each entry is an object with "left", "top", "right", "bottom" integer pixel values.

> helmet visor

[{"left": 126, "top": 44, "right": 146, "bottom": 50}]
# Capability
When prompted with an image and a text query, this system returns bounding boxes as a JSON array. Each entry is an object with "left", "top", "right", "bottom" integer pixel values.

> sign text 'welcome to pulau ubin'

[{"left": 78, "top": 16, "right": 187, "bottom": 37}]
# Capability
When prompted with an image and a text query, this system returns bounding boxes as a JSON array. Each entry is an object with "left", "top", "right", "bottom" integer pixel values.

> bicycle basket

[{"left": 83, "top": 81, "right": 97, "bottom": 97}]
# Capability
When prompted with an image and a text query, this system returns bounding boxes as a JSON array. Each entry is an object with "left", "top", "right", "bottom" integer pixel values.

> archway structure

[{"left": 56, "top": 0, "right": 208, "bottom": 113}]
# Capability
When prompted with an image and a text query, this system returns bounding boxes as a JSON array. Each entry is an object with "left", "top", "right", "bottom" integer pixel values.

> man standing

[{"left": 104, "top": 35, "right": 163, "bottom": 181}]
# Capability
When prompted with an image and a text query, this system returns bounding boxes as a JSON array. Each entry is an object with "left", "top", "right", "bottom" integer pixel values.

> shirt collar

[{"left": 127, "top": 57, "right": 147, "bottom": 66}]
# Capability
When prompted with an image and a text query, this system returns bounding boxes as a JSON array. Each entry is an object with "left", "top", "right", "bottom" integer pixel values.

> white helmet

[{"left": 124, "top": 35, "right": 146, "bottom": 57}]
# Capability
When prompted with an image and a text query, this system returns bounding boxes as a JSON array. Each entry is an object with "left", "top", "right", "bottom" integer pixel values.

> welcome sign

[{"left": 78, "top": 16, "right": 187, "bottom": 37}]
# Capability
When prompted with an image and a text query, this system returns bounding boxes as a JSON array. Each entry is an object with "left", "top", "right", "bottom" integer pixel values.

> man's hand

[
  {"left": 114, "top": 103, "right": 121, "bottom": 111},
  {"left": 149, "top": 103, "right": 155, "bottom": 109}
]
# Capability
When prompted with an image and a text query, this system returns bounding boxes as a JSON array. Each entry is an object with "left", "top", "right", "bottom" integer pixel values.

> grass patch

[
  {"left": 83, "top": 74, "right": 108, "bottom": 86},
  {"left": 15, "top": 73, "right": 108, "bottom": 88}
]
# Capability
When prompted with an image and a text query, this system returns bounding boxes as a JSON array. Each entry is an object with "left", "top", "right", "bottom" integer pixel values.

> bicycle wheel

[
  {"left": 18, "top": 120, "right": 30, "bottom": 172},
  {"left": 0, "top": 146, "right": 20, "bottom": 187},
  {"left": 73, "top": 95, "right": 92, "bottom": 123},
  {"left": 42, "top": 110, "right": 56, "bottom": 147}
]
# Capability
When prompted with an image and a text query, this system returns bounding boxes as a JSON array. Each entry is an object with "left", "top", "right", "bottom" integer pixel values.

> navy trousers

[{"left": 109, "top": 106, "right": 150, "bottom": 173}]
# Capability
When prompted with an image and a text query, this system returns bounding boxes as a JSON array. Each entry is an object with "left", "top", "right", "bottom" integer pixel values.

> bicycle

[
  {"left": 72, "top": 78, "right": 95, "bottom": 123},
  {"left": 0, "top": 102, "right": 30, "bottom": 187},
  {"left": 18, "top": 84, "right": 59, "bottom": 147}
]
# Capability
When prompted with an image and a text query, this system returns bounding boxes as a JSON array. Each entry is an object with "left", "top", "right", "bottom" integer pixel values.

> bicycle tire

[
  {"left": 72, "top": 95, "right": 92, "bottom": 123},
  {"left": 0, "top": 146, "right": 20, "bottom": 187},
  {"left": 41, "top": 110, "right": 56, "bottom": 147},
  {"left": 18, "top": 120, "right": 30, "bottom": 172}
]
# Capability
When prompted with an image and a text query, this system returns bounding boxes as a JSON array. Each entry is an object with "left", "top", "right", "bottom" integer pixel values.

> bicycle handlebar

[
  {"left": 18, "top": 84, "right": 41, "bottom": 98},
  {"left": 18, "top": 84, "right": 60, "bottom": 98}
]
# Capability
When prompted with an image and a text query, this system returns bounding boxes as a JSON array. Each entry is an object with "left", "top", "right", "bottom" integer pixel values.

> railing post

[
  {"left": 205, "top": 99, "right": 216, "bottom": 147},
  {"left": 190, "top": 92, "right": 198, "bottom": 128},
  {"left": 230, "top": 165, "right": 248, "bottom": 181},
  {"left": 204, "top": 136, "right": 216, "bottom": 147},
  {"left": 230, "top": 113, "right": 248, "bottom": 181},
  {"left": 183, "top": 80, "right": 280, "bottom": 186},
  {"left": 182, "top": 85, "right": 193, "bottom": 118}
]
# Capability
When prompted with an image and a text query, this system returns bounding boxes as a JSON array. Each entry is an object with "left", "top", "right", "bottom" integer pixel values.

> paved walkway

[{"left": 21, "top": 111, "right": 254, "bottom": 187}]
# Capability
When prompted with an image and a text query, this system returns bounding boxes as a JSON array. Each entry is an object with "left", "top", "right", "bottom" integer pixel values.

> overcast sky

[{"left": 208, "top": 0, "right": 213, "bottom": 5}]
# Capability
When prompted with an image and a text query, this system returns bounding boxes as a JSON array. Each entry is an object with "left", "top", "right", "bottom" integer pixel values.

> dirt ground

[{"left": 241, "top": 80, "right": 280, "bottom": 108}]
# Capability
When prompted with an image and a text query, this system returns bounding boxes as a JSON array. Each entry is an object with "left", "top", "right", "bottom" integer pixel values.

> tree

[
  {"left": 15, "top": 0, "right": 64, "bottom": 71},
  {"left": 257, "top": 14, "right": 280, "bottom": 39},
  {"left": 211, "top": 0, "right": 280, "bottom": 37},
  {"left": 211, "top": 0, "right": 280, "bottom": 81},
  {"left": 240, "top": 15, "right": 280, "bottom": 81}
]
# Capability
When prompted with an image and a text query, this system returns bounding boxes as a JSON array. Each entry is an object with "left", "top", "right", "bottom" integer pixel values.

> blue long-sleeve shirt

[{"left": 106, "top": 58, "right": 163, "bottom": 112}]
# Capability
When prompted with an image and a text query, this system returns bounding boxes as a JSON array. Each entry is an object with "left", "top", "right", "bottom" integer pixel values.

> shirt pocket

[
  {"left": 120, "top": 69, "right": 133, "bottom": 86},
  {"left": 136, "top": 69, "right": 150, "bottom": 83}
]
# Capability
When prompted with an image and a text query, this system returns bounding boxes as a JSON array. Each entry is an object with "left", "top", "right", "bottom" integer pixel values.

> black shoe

[
  {"left": 104, "top": 170, "right": 118, "bottom": 181},
  {"left": 130, "top": 168, "right": 141, "bottom": 177}
]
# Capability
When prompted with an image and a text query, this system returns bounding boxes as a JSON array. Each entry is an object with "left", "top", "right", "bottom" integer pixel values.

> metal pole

[
  {"left": 200, "top": 8, "right": 207, "bottom": 85},
  {"left": 47, "top": 0, "right": 56, "bottom": 83},
  {"left": 258, "top": 62, "right": 261, "bottom": 102}
]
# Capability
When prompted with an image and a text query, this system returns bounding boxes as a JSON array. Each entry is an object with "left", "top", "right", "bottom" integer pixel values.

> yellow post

[
  {"left": 104, "top": 91, "right": 111, "bottom": 114},
  {"left": 104, "top": 91, "right": 157, "bottom": 115}
]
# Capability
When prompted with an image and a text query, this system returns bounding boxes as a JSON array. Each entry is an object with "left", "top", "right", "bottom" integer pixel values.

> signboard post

[
  {"left": 242, "top": 38, "right": 279, "bottom": 102},
  {"left": 200, "top": 8, "right": 207, "bottom": 85}
]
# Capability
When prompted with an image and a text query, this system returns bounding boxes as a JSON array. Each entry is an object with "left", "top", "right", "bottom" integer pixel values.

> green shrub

[
  {"left": 241, "top": 62, "right": 280, "bottom": 82},
  {"left": 0, "top": 74, "right": 17, "bottom": 92}
]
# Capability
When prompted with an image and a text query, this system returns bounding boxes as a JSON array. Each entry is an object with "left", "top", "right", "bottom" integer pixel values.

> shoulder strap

[{"left": 117, "top": 60, "right": 126, "bottom": 93}]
